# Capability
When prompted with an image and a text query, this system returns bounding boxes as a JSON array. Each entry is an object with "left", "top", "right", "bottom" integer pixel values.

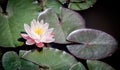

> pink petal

[
  {"left": 36, "top": 42, "right": 44, "bottom": 48},
  {"left": 26, "top": 39, "right": 35, "bottom": 45},
  {"left": 45, "top": 33, "right": 55, "bottom": 43},
  {"left": 48, "top": 28, "right": 54, "bottom": 33},
  {"left": 31, "top": 19, "right": 36, "bottom": 30},
  {"left": 21, "top": 34, "right": 30, "bottom": 40},
  {"left": 50, "top": 33, "right": 55, "bottom": 38},
  {"left": 24, "top": 24, "right": 32, "bottom": 37}
]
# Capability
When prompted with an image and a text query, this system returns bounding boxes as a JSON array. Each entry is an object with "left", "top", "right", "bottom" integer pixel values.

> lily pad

[
  {"left": 38, "top": 7, "right": 85, "bottom": 44},
  {"left": 2, "top": 51, "right": 39, "bottom": 70},
  {"left": 42, "top": 0, "right": 62, "bottom": 14},
  {"left": 69, "top": 0, "right": 97, "bottom": 10},
  {"left": 67, "top": 29, "right": 117, "bottom": 59},
  {"left": 0, "top": 0, "right": 39, "bottom": 47},
  {"left": 87, "top": 60, "right": 115, "bottom": 70},
  {"left": 58, "top": 0, "right": 96, "bottom": 10},
  {"left": 22, "top": 47, "right": 80, "bottom": 70}
]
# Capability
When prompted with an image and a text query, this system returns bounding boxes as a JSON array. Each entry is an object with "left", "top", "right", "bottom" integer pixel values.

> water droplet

[
  {"left": 55, "top": 49, "right": 59, "bottom": 52},
  {"left": 63, "top": 51, "right": 67, "bottom": 55}
]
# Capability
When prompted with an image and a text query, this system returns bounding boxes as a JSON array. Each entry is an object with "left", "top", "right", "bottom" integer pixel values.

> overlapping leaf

[
  {"left": 22, "top": 47, "right": 85, "bottom": 70},
  {"left": 67, "top": 29, "right": 117, "bottom": 59},
  {"left": 2, "top": 51, "right": 39, "bottom": 70},
  {"left": 87, "top": 60, "right": 115, "bottom": 70},
  {"left": 69, "top": 0, "right": 97, "bottom": 10},
  {"left": 59, "top": 0, "right": 96, "bottom": 10},
  {"left": 0, "top": 0, "right": 39, "bottom": 47},
  {"left": 42, "top": 0, "right": 62, "bottom": 14},
  {"left": 38, "top": 7, "right": 85, "bottom": 44}
]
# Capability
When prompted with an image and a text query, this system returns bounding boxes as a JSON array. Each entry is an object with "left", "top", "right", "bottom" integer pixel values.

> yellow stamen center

[{"left": 34, "top": 28, "right": 44, "bottom": 35}]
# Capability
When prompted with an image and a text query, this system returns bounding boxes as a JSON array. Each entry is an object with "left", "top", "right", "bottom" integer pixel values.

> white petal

[
  {"left": 24, "top": 24, "right": 32, "bottom": 37},
  {"left": 40, "top": 19, "right": 44, "bottom": 24},
  {"left": 36, "top": 20, "right": 43, "bottom": 28},
  {"left": 31, "top": 19, "right": 37, "bottom": 30},
  {"left": 43, "top": 23, "right": 49, "bottom": 30},
  {"left": 30, "top": 30, "right": 41, "bottom": 39},
  {"left": 48, "top": 28, "right": 54, "bottom": 33},
  {"left": 40, "top": 32, "right": 55, "bottom": 43},
  {"left": 24, "top": 24, "right": 37, "bottom": 39},
  {"left": 43, "top": 28, "right": 53, "bottom": 36},
  {"left": 34, "top": 39, "right": 41, "bottom": 43}
]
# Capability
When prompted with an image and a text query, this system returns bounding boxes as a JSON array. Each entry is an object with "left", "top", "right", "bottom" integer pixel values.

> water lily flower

[{"left": 21, "top": 19, "right": 55, "bottom": 48}]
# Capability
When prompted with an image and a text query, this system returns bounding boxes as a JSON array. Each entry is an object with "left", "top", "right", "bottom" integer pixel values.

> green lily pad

[
  {"left": 2, "top": 48, "right": 86, "bottom": 70},
  {"left": 43, "top": 0, "right": 62, "bottom": 14},
  {"left": 22, "top": 47, "right": 80, "bottom": 70},
  {"left": 2, "top": 51, "right": 39, "bottom": 70},
  {"left": 70, "top": 62, "right": 86, "bottom": 70},
  {"left": 87, "top": 60, "right": 115, "bottom": 70},
  {"left": 38, "top": 7, "right": 85, "bottom": 44},
  {"left": 68, "top": 0, "right": 97, "bottom": 10},
  {"left": 67, "top": 29, "right": 117, "bottom": 59},
  {"left": 0, "top": 0, "right": 39, "bottom": 47}
]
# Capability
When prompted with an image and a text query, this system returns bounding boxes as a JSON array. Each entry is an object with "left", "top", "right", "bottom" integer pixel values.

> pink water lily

[{"left": 21, "top": 19, "right": 55, "bottom": 48}]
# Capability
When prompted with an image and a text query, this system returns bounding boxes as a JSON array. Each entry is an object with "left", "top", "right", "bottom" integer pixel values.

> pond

[{"left": 0, "top": 0, "right": 120, "bottom": 70}]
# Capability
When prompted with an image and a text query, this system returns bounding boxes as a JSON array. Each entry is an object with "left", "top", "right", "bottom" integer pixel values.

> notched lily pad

[
  {"left": 67, "top": 29, "right": 117, "bottom": 59},
  {"left": 2, "top": 51, "right": 20, "bottom": 70},
  {"left": 22, "top": 47, "right": 79, "bottom": 70},
  {"left": 87, "top": 60, "right": 115, "bottom": 70},
  {"left": 0, "top": 0, "right": 39, "bottom": 47},
  {"left": 2, "top": 51, "right": 39, "bottom": 70},
  {"left": 58, "top": 0, "right": 97, "bottom": 10},
  {"left": 69, "top": 0, "right": 97, "bottom": 10},
  {"left": 42, "top": 0, "right": 62, "bottom": 14},
  {"left": 38, "top": 7, "right": 85, "bottom": 44}
]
